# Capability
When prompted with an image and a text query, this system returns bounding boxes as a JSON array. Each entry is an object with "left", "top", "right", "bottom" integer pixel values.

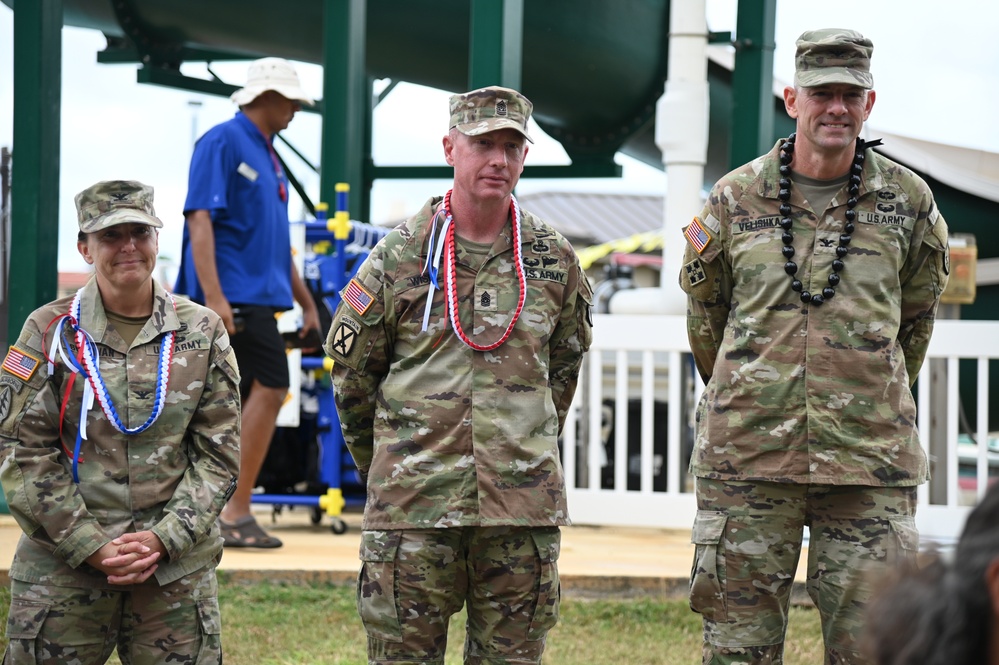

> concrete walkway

[{"left": 0, "top": 508, "right": 809, "bottom": 600}]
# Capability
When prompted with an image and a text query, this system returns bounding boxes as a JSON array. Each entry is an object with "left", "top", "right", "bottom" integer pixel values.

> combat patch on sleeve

[
  {"left": 683, "top": 217, "right": 712, "bottom": 254},
  {"left": 684, "top": 258, "right": 707, "bottom": 286},
  {"left": 2, "top": 346, "right": 40, "bottom": 382},
  {"left": 342, "top": 278, "right": 375, "bottom": 316}
]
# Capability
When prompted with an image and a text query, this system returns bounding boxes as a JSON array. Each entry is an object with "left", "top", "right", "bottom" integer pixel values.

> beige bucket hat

[{"left": 230, "top": 57, "right": 315, "bottom": 107}]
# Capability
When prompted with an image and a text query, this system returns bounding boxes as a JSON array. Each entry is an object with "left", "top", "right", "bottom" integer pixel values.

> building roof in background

[
  {"left": 518, "top": 191, "right": 665, "bottom": 247},
  {"left": 862, "top": 129, "right": 999, "bottom": 204}
]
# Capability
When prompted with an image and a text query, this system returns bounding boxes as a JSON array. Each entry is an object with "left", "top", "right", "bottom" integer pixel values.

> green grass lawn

[{"left": 0, "top": 581, "right": 824, "bottom": 664}]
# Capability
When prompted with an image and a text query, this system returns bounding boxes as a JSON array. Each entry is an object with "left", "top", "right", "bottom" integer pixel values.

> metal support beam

[
  {"left": 135, "top": 67, "right": 324, "bottom": 115},
  {"left": 369, "top": 161, "right": 622, "bottom": 181},
  {"left": 729, "top": 0, "right": 776, "bottom": 168},
  {"left": 9, "top": 0, "right": 63, "bottom": 344},
  {"left": 468, "top": 0, "right": 524, "bottom": 90},
  {"left": 321, "top": 0, "right": 367, "bottom": 219}
]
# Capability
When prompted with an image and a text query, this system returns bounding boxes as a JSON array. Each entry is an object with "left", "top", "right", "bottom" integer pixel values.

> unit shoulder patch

[
  {"left": 684, "top": 258, "right": 707, "bottom": 286},
  {"left": 329, "top": 317, "right": 361, "bottom": 358}
]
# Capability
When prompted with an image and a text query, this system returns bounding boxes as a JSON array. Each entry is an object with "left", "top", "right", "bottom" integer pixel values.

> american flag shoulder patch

[
  {"left": 343, "top": 278, "right": 375, "bottom": 315},
  {"left": 2, "top": 346, "right": 40, "bottom": 382},
  {"left": 684, "top": 216, "right": 711, "bottom": 254}
]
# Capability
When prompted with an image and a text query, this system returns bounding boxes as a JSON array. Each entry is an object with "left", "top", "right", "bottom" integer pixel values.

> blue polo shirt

[{"left": 175, "top": 111, "right": 294, "bottom": 310}]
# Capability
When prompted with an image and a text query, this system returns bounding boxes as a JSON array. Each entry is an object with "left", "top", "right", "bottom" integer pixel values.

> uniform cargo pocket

[
  {"left": 356, "top": 530, "right": 403, "bottom": 643},
  {"left": 886, "top": 515, "right": 919, "bottom": 566},
  {"left": 527, "top": 528, "right": 561, "bottom": 641},
  {"left": 5, "top": 598, "right": 51, "bottom": 662},
  {"left": 195, "top": 597, "right": 223, "bottom": 663},
  {"left": 689, "top": 510, "right": 728, "bottom": 621}
]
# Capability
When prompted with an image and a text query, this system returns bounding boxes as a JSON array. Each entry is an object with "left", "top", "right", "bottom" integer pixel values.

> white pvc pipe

[{"left": 611, "top": 0, "right": 708, "bottom": 315}]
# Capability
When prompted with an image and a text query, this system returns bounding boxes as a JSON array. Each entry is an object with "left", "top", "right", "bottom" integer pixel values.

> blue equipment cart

[{"left": 251, "top": 201, "right": 389, "bottom": 534}]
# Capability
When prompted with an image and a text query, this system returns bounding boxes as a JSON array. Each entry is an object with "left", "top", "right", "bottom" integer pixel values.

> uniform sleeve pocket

[
  {"left": 527, "top": 528, "right": 562, "bottom": 641},
  {"left": 576, "top": 269, "right": 594, "bottom": 351},
  {"left": 925, "top": 220, "right": 950, "bottom": 294},
  {"left": 5, "top": 598, "right": 51, "bottom": 661},
  {"left": 689, "top": 510, "right": 728, "bottom": 621},
  {"left": 356, "top": 530, "right": 403, "bottom": 643}
]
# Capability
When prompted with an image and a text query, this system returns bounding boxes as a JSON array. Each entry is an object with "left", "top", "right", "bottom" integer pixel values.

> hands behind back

[{"left": 86, "top": 531, "right": 167, "bottom": 585}]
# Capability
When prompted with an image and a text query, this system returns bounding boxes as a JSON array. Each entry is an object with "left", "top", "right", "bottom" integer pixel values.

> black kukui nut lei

[{"left": 777, "top": 133, "right": 865, "bottom": 306}]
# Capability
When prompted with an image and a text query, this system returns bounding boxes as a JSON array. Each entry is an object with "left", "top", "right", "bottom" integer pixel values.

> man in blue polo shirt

[{"left": 175, "top": 57, "right": 321, "bottom": 548}]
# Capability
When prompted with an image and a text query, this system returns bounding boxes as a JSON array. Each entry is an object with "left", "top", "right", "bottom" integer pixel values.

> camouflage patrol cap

[
  {"left": 75, "top": 180, "right": 163, "bottom": 233},
  {"left": 449, "top": 86, "right": 534, "bottom": 143},
  {"left": 794, "top": 28, "right": 874, "bottom": 89}
]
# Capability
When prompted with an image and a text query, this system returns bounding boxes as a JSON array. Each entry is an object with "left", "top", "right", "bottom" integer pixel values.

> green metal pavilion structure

[
  {"left": 5, "top": 0, "right": 787, "bottom": 342},
  {"left": 5, "top": 1, "right": 998, "bottom": 385}
]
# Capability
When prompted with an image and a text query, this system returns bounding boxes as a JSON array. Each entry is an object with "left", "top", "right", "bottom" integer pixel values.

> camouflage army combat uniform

[
  {"left": 680, "top": 140, "right": 949, "bottom": 663},
  {"left": 326, "top": 196, "right": 592, "bottom": 664},
  {"left": 0, "top": 278, "right": 241, "bottom": 664}
]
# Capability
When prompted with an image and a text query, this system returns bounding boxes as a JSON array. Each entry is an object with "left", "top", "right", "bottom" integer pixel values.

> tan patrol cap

[
  {"left": 794, "top": 28, "right": 874, "bottom": 89},
  {"left": 449, "top": 86, "right": 534, "bottom": 143},
  {"left": 75, "top": 180, "right": 163, "bottom": 233}
]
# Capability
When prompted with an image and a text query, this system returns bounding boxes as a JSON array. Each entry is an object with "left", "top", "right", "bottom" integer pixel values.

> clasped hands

[{"left": 86, "top": 530, "right": 166, "bottom": 585}]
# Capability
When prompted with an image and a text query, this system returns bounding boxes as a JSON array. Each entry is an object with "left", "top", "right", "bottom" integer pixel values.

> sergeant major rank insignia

[{"left": 475, "top": 287, "right": 499, "bottom": 312}]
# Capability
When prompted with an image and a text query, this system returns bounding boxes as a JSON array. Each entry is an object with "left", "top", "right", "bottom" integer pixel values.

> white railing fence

[{"left": 563, "top": 314, "right": 999, "bottom": 543}]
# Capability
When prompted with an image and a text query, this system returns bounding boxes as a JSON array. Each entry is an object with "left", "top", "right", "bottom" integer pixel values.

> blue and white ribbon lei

[
  {"left": 421, "top": 206, "right": 452, "bottom": 332},
  {"left": 48, "top": 289, "right": 175, "bottom": 482}
]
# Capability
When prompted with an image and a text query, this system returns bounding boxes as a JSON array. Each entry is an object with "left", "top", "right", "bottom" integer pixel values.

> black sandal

[{"left": 219, "top": 515, "right": 283, "bottom": 549}]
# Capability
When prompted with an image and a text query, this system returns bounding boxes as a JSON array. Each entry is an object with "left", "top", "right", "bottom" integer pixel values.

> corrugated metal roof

[{"left": 517, "top": 191, "right": 664, "bottom": 246}]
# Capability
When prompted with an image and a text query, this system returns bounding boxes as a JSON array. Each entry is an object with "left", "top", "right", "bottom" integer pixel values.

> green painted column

[
  {"left": 468, "top": 0, "right": 523, "bottom": 90},
  {"left": 729, "top": 0, "right": 776, "bottom": 168},
  {"left": 320, "top": 0, "right": 366, "bottom": 219},
  {"left": 9, "top": 0, "right": 63, "bottom": 344}
]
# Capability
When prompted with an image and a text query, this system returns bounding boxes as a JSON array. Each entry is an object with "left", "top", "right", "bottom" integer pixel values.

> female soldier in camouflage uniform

[{"left": 0, "top": 180, "right": 241, "bottom": 664}]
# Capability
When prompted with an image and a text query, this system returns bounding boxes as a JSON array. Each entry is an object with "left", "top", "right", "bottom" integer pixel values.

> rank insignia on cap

[
  {"left": 684, "top": 217, "right": 711, "bottom": 254},
  {"left": 342, "top": 278, "right": 375, "bottom": 315},
  {"left": 684, "top": 258, "right": 707, "bottom": 286},
  {"left": 496, "top": 99, "right": 508, "bottom": 116},
  {"left": 2, "top": 347, "right": 40, "bottom": 382}
]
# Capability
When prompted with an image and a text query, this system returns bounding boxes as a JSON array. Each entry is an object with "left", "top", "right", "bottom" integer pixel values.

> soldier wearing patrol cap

[
  {"left": 680, "top": 29, "right": 949, "bottom": 663},
  {"left": 325, "top": 86, "right": 593, "bottom": 664},
  {"left": 1, "top": 180, "right": 240, "bottom": 663}
]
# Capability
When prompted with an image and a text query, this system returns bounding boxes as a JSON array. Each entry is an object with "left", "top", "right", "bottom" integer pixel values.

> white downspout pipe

[{"left": 610, "top": 0, "right": 708, "bottom": 315}]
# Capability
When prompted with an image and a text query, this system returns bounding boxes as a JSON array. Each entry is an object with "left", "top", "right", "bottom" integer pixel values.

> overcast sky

[{"left": 1, "top": 0, "right": 997, "bottom": 274}]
